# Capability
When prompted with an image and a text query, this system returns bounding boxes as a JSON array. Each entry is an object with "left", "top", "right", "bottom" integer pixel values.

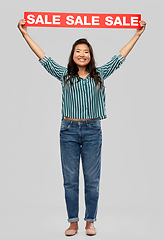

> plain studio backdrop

[{"left": 0, "top": 0, "right": 163, "bottom": 239}]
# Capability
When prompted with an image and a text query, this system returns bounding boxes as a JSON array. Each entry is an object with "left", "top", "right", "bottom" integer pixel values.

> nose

[{"left": 80, "top": 52, "right": 84, "bottom": 56}]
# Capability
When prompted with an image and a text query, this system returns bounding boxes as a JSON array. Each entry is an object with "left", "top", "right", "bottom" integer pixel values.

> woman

[{"left": 17, "top": 19, "right": 146, "bottom": 236}]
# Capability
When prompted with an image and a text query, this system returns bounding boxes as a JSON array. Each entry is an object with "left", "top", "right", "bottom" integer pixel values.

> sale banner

[{"left": 24, "top": 12, "right": 141, "bottom": 29}]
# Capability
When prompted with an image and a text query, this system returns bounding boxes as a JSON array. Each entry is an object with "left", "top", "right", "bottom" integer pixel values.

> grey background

[{"left": 0, "top": 0, "right": 163, "bottom": 239}]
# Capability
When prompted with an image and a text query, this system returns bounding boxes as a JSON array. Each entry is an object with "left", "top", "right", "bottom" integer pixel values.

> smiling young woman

[
  {"left": 18, "top": 18, "right": 146, "bottom": 236},
  {"left": 73, "top": 44, "right": 91, "bottom": 69}
]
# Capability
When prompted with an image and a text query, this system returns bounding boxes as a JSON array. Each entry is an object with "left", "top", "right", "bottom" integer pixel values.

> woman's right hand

[
  {"left": 17, "top": 19, "right": 27, "bottom": 36},
  {"left": 17, "top": 19, "right": 45, "bottom": 59}
]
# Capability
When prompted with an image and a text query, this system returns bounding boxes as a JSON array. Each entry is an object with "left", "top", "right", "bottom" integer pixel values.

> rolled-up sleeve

[
  {"left": 39, "top": 55, "right": 67, "bottom": 82},
  {"left": 97, "top": 52, "right": 125, "bottom": 80}
]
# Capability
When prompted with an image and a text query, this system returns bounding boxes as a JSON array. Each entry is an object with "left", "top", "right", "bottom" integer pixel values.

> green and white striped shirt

[{"left": 39, "top": 52, "right": 125, "bottom": 120}]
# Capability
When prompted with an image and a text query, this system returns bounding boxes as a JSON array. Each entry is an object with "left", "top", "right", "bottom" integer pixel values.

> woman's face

[{"left": 73, "top": 44, "right": 91, "bottom": 68}]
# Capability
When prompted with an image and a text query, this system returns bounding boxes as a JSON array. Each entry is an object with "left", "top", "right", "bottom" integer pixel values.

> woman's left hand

[{"left": 135, "top": 20, "right": 146, "bottom": 37}]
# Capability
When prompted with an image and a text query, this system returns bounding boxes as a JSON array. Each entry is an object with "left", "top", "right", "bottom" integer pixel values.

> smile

[{"left": 78, "top": 58, "right": 86, "bottom": 62}]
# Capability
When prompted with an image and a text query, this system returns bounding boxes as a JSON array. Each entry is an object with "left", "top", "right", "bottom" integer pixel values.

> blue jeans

[{"left": 60, "top": 118, "right": 102, "bottom": 223}]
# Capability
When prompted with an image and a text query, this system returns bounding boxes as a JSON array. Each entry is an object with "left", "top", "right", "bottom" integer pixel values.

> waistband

[{"left": 61, "top": 117, "right": 100, "bottom": 125}]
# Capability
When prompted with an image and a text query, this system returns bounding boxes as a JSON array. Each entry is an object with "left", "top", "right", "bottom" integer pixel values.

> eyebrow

[{"left": 75, "top": 48, "right": 89, "bottom": 51}]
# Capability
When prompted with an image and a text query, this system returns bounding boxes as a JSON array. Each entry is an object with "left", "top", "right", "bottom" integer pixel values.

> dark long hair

[{"left": 63, "top": 38, "right": 105, "bottom": 91}]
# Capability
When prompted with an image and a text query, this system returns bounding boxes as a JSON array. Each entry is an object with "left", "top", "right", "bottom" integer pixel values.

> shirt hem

[{"left": 61, "top": 115, "right": 107, "bottom": 121}]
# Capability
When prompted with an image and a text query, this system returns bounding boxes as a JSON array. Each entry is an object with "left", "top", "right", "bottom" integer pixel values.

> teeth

[{"left": 78, "top": 59, "right": 85, "bottom": 61}]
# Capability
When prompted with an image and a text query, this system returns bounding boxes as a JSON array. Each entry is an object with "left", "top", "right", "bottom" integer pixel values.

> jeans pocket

[
  {"left": 87, "top": 119, "right": 101, "bottom": 130},
  {"left": 60, "top": 120, "right": 72, "bottom": 131}
]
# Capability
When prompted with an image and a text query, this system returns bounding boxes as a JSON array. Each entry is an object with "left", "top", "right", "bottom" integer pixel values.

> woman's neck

[
  {"left": 78, "top": 66, "right": 88, "bottom": 75},
  {"left": 77, "top": 66, "right": 89, "bottom": 79}
]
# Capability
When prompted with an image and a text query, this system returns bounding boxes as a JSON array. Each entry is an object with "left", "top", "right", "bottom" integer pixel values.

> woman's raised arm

[
  {"left": 119, "top": 20, "right": 146, "bottom": 58},
  {"left": 17, "top": 19, "right": 45, "bottom": 60}
]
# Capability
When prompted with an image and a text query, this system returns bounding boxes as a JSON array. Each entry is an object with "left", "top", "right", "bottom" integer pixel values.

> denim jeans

[{"left": 60, "top": 117, "right": 102, "bottom": 223}]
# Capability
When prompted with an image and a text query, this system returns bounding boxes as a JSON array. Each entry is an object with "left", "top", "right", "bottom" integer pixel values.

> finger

[
  {"left": 20, "top": 19, "right": 26, "bottom": 24},
  {"left": 22, "top": 19, "right": 26, "bottom": 25},
  {"left": 139, "top": 20, "right": 146, "bottom": 26},
  {"left": 141, "top": 24, "right": 146, "bottom": 29},
  {"left": 140, "top": 22, "right": 146, "bottom": 27}
]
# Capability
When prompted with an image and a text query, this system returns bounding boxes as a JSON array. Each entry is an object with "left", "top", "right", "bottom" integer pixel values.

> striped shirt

[{"left": 39, "top": 52, "right": 125, "bottom": 120}]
